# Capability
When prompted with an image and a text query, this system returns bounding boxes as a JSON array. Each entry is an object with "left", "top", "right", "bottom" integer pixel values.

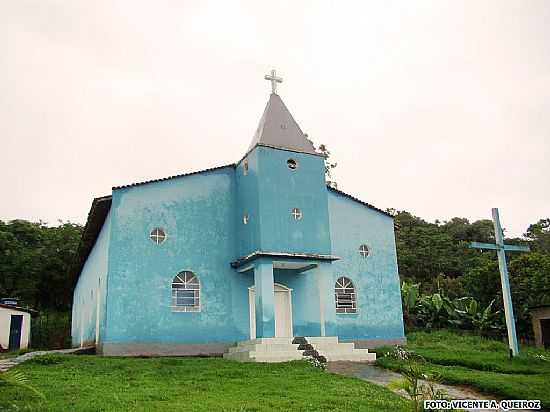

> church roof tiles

[
  {"left": 112, "top": 164, "right": 236, "bottom": 190},
  {"left": 327, "top": 186, "right": 393, "bottom": 218}
]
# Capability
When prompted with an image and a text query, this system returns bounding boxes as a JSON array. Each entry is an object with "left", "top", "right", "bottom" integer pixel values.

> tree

[
  {"left": 315, "top": 143, "right": 337, "bottom": 184},
  {"left": 0, "top": 220, "right": 82, "bottom": 310},
  {"left": 394, "top": 211, "right": 472, "bottom": 283},
  {"left": 524, "top": 218, "right": 550, "bottom": 253}
]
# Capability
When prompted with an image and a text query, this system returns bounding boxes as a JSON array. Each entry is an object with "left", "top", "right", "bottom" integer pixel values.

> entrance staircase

[
  {"left": 223, "top": 337, "right": 304, "bottom": 362},
  {"left": 223, "top": 336, "right": 376, "bottom": 363}
]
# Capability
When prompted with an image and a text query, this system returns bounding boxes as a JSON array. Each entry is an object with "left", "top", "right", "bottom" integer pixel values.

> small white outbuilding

[{"left": 0, "top": 303, "right": 33, "bottom": 352}]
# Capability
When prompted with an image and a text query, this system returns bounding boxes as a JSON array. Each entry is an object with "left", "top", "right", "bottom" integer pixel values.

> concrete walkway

[
  {"left": 328, "top": 362, "right": 529, "bottom": 412},
  {"left": 0, "top": 347, "right": 94, "bottom": 373}
]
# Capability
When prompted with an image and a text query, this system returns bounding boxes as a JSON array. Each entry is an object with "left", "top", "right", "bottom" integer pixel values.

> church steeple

[
  {"left": 247, "top": 70, "right": 318, "bottom": 156},
  {"left": 236, "top": 70, "right": 332, "bottom": 260}
]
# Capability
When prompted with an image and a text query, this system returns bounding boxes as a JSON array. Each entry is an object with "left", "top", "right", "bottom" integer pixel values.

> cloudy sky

[{"left": 1, "top": 0, "right": 549, "bottom": 237}]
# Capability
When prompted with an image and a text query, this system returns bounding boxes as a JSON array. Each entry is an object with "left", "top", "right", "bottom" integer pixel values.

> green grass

[
  {"left": 0, "top": 355, "right": 409, "bottom": 411},
  {"left": 376, "top": 330, "right": 550, "bottom": 408}
]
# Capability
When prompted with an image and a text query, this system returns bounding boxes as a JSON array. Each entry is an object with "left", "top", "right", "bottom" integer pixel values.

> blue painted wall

[
  {"left": 326, "top": 189, "right": 405, "bottom": 341},
  {"left": 103, "top": 166, "right": 254, "bottom": 345},
  {"left": 237, "top": 146, "right": 331, "bottom": 257},
  {"left": 236, "top": 149, "right": 261, "bottom": 257},
  {"left": 71, "top": 210, "right": 111, "bottom": 347}
]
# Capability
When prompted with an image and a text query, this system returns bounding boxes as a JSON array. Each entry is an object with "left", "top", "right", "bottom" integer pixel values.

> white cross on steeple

[{"left": 264, "top": 69, "right": 283, "bottom": 94}]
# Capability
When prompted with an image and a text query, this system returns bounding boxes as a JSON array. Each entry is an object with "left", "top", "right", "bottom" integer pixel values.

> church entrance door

[{"left": 249, "top": 283, "right": 293, "bottom": 339}]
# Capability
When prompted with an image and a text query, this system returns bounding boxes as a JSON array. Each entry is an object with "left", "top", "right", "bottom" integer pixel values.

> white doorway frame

[{"left": 249, "top": 283, "right": 293, "bottom": 339}]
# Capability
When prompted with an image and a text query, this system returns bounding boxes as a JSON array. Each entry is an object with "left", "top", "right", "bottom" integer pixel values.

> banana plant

[
  {"left": 399, "top": 281, "right": 504, "bottom": 334},
  {"left": 401, "top": 281, "right": 420, "bottom": 328}
]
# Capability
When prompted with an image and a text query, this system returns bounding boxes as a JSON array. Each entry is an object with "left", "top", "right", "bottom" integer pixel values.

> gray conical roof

[{"left": 248, "top": 93, "right": 318, "bottom": 155}]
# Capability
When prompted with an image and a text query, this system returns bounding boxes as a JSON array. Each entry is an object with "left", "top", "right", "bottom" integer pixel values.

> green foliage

[
  {"left": 377, "top": 330, "right": 550, "bottom": 408},
  {"left": 0, "top": 219, "right": 82, "bottom": 311},
  {"left": 395, "top": 212, "right": 482, "bottom": 283},
  {"left": 0, "top": 369, "right": 44, "bottom": 400},
  {"left": 0, "top": 356, "right": 409, "bottom": 411},
  {"left": 315, "top": 143, "right": 338, "bottom": 183},
  {"left": 26, "top": 354, "right": 64, "bottom": 366},
  {"left": 0, "top": 219, "right": 81, "bottom": 349},
  {"left": 31, "top": 311, "right": 71, "bottom": 350},
  {"left": 388, "top": 362, "right": 424, "bottom": 412},
  {"left": 524, "top": 218, "right": 550, "bottom": 253},
  {"left": 508, "top": 252, "right": 550, "bottom": 336},
  {"left": 401, "top": 281, "right": 502, "bottom": 334},
  {"left": 385, "top": 347, "right": 452, "bottom": 412},
  {"left": 400, "top": 281, "right": 419, "bottom": 328},
  {"left": 395, "top": 211, "right": 550, "bottom": 339}
]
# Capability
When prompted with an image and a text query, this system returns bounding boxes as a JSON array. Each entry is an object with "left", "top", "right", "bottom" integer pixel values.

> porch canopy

[{"left": 231, "top": 251, "right": 339, "bottom": 339}]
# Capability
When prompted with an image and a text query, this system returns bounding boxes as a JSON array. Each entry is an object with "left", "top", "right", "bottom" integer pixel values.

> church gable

[
  {"left": 103, "top": 165, "right": 241, "bottom": 344},
  {"left": 326, "top": 188, "right": 402, "bottom": 341}
]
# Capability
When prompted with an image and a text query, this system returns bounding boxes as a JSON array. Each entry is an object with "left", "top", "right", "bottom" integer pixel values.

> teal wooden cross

[{"left": 470, "top": 208, "right": 530, "bottom": 357}]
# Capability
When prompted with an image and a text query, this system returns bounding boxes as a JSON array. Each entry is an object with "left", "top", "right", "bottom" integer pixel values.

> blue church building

[{"left": 71, "top": 73, "right": 405, "bottom": 359}]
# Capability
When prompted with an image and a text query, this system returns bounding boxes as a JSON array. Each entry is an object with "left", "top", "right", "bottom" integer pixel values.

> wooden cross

[
  {"left": 470, "top": 208, "right": 530, "bottom": 357},
  {"left": 265, "top": 69, "right": 283, "bottom": 94}
]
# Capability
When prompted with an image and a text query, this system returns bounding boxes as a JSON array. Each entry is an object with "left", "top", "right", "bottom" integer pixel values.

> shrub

[
  {"left": 401, "top": 281, "right": 504, "bottom": 335},
  {"left": 27, "top": 354, "right": 64, "bottom": 365}
]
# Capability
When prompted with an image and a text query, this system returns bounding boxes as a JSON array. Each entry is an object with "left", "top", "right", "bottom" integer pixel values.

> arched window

[
  {"left": 171, "top": 271, "right": 200, "bottom": 312},
  {"left": 335, "top": 277, "right": 356, "bottom": 313}
]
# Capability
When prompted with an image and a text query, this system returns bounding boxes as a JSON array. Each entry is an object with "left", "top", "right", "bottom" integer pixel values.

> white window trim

[
  {"left": 335, "top": 276, "right": 358, "bottom": 314},
  {"left": 171, "top": 271, "right": 201, "bottom": 313},
  {"left": 291, "top": 208, "right": 302, "bottom": 220},
  {"left": 359, "top": 244, "right": 370, "bottom": 258}
]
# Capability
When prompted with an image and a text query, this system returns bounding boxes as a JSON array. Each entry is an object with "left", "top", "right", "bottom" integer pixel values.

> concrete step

[
  {"left": 305, "top": 336, "right": 339, "bottom": 344},
  {"left": 229, "top": 343, "right": 300, "bottom": 353},
  {"left": 224, "top": 336, "right": 376, "bottom": 363},
  {"left": 251, "top": 350, "right": 304, "bottom": 361},
  {"left": 224, "top": 349, "right": 304, "bottom": 362},
  {"left": 224, "top": 337, "right": 305, "bottom": 362},
  {"left": 305, "top": 337, "right": 377, "bottom": 362},
  {"left": 252, "top": 354, "right": 304, "bottom": 363},
  {"left": 310, "top": 342, "right": 355, "bottom": 351}
]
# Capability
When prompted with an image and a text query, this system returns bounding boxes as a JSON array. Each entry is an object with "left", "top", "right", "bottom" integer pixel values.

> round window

[
  {"left": 287, "top": 159, "right": 297, "bottom": 170},
  {"left": 243, "top": 213, "right": 249, "bottom": 225},
  {"left": 291, "top": 208, "right": 302, "bottom": 220},
  {"left": 150, "top": 227, "right": 166, "bottom": 244},
  {"left": 359, "top": 244, "right": 369, "bottom": 257}
]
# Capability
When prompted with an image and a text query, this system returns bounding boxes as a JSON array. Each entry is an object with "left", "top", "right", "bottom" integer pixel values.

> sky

[{"left": 1, "top": 0, "right": 549, "bottom": 237}]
